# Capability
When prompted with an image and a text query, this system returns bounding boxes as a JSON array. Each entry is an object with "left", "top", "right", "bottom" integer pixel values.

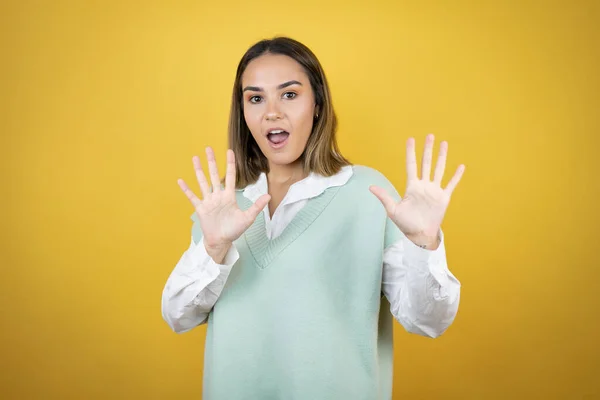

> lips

[
  {"left": 266, "top": 128, "right": 290, "bottom": 149},
  {"left": 267, "top": 130, "right": 289, "bottom": 144}
]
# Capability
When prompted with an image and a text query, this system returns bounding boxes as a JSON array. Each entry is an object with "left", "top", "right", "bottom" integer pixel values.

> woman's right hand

[{"left": 177, "top": 147, "right": 271, "bottom": 257}]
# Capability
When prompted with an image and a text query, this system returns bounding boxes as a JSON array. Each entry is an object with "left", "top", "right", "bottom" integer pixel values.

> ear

[{"left": 314, "top": 105, "right": 320, "bottom": 119}]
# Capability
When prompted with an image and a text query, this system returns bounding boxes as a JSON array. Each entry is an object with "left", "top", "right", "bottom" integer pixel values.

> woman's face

[{"left": 241, "top": 53, "right": 317, "bottom": 168}]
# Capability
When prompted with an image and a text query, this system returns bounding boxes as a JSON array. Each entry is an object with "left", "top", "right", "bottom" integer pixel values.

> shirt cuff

[
  {"left": 402, "top": 229, "right": 450, "bottom": 286},
  {"left": 189, "top": 236, "right": 240, "bottom": 276},
  {"left": 403, "top": 229, "right": 443, "bottom": 260}
]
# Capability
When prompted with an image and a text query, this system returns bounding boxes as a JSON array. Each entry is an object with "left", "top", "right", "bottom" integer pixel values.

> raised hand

[
  {"left": 178, "top": 147, "right": 271, "bottom": 256},
  {"left": 369, "top": 134, "right": 465, "bottom": 249}
]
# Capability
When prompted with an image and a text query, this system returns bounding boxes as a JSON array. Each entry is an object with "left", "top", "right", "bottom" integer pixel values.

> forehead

[{"left": 242, "top": 54, "right": 308, "bottom": 86}]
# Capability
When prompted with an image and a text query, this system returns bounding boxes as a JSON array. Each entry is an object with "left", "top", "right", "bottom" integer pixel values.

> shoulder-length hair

[{"left": 228, "top": 36, "right": 351, "bottom": 188}]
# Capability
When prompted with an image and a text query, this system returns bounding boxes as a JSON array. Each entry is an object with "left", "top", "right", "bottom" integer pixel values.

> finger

[
  {"left": 421, "top": 133, "right": 434, "bottom": 180},
  {"left": 433, "top": 141, "right": 448, "bottom": 185},
  {"left": 406, "top": 137, "right": 418, "bottom": 182},
  {"left": 369, "top": 185, "right": 396, "bottom": 216},
  {"left": 206, "top": 147, "right": 222, "bottom": 192},
  {"left": 444, "top": 164, "right": 466, "bottom": 196},
  {"left": 244, "top": 194, "right": 271, "bottom": 221},
  {"left": 177, "top": 178, "right": 202, "bottom": 208},
  {"left": 225, "top": 149, "right": 236, "bottom": 193},
  {"left": 192, "top": 155, "right": 211, "bottom": 198}
]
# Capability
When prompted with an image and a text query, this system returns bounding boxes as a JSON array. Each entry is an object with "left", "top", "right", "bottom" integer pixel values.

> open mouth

[
  {"left": 267, "top": 129, "right": 290, "bottom": 148},
  {"left": 267, "top": 129, "right": 289, "bottom": 144}
]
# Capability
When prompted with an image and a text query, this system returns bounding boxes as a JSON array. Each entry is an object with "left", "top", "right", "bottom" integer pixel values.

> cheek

[
  {"left": 243, "top": 107, "right": 262, "bottom": 136},
  {"left": 298, "top": 120, "right": 313, "bottom": 139},
  {"left": 292, "top": 104, "right": 314, "bottom": 136}
]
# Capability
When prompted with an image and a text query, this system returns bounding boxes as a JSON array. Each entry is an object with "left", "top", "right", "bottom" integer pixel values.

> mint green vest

[{"left": 191, "top": 166, "right": 403, "bottom": 400}]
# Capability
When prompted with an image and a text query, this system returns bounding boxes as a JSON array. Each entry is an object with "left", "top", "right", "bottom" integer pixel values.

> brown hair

[{"left": 228, "top": 36, "right": 351, "bottom": 188}]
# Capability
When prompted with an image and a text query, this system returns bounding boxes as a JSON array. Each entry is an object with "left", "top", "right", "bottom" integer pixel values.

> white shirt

[{"left": 161, "top": 166, "right": 461, "bottom": 338}]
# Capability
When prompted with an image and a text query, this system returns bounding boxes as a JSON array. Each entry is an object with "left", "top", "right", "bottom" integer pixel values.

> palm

[
  {"left": 391, "top": 180, "right": 450, "bottom": 236},
  {"left": 196, "top": 194, "right": 252, "bottom": 243},
  {"left": 177, "top": 147, "right": 270, "bottom": 248},
  {"left": 370, "top": 134, "right": 465, "bottom": 238}
]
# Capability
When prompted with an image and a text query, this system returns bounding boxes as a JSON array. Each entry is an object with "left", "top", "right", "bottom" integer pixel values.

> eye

[
  {"left": 283, "top": 92, "right": 297, "bottom": 100},
  {"left": 249, "top": 95, "right": 262, "bottom": 104}
]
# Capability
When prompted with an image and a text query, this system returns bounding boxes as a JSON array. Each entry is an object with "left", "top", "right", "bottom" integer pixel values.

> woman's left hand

[{"left": 370, "top": 134, "right": 465, "bottom": 249}]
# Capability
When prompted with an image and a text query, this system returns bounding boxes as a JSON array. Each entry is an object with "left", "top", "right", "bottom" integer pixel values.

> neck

[{"left": 267, "top": 160, "right": 306, "bottom": 187}]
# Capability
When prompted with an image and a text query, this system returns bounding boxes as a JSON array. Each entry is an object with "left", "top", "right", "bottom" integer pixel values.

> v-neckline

[{"left": 238, "top": 186, "right": 341, "bottom": 269}]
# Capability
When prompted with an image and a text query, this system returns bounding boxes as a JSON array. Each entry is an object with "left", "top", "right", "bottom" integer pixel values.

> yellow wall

[{"left": 1, "top": 1, "right": 598, "bottom": 398}]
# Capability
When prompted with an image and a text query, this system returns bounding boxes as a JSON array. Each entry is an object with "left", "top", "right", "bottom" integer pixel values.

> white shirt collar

[{"left": 242, "top": 165, "right": 353, "bottom": 205}]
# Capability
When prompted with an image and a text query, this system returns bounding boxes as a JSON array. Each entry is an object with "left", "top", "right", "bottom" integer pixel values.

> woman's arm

[
  {"left": 381, "top": 230, "right": 461, "bottom": 338},
  {"left": 164, "top": 147, "right": 269, "bottom": 333},
  {"left": 161, "top": 235, "right": 239, "bottom": 333}
]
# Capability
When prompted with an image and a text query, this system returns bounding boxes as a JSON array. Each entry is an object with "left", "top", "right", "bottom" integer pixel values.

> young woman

[{"left": 162, "top": 36, "right": 464, "bottom": 400}]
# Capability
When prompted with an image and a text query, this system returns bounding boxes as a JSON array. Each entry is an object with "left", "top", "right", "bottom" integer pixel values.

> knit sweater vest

[{"left": 191, "top": 165, "right": 403, "bottom": 400}]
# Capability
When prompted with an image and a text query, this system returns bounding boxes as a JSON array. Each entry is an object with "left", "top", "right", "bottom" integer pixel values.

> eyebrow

[{"left": 242, "top": 80, "right": 303, "bottom": 92}]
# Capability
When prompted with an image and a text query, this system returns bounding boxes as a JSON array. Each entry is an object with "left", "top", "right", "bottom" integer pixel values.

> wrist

[
  {"left": 203, "top": 235, "right": 232, "bottom": 250},
  {"left": 405, "top": 232, "right": 440, "bottom": 250},
  {"left": 203, "top": 238, "right": 232, "bottom": 264}
]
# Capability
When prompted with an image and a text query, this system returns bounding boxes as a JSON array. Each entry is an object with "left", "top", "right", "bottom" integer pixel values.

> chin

[{"left": 265, "top": 151, "right": 302, "bottom": 167}]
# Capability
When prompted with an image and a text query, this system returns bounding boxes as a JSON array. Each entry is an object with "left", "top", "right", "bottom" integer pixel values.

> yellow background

[{"left": 1, "top": 0, "right": 599, "bottom": 399}]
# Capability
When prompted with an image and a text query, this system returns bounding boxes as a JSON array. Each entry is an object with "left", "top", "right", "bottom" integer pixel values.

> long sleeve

[
  {"left": 381, "top": 230, "right": 461, "bottom": 338},
  {"left": 161, "top": 235, "right": 239, "bottom": 333}
]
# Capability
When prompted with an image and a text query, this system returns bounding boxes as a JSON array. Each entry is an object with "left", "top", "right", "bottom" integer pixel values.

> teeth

[{"left": 269, "top": 129, "right": 284, "bottom": 134}]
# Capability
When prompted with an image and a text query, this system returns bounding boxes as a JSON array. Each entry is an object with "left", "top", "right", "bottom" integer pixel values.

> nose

[{"left": 264, "top": 102, "right": 282, "bottom": 121}]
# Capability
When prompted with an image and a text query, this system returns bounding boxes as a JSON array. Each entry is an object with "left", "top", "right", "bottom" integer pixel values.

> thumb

[
  {"left": 369, "top": 185, "right": 396, "bottom": 215},
  {"left": 244, "top": 194, "right": 271, "bottom": 221}
]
